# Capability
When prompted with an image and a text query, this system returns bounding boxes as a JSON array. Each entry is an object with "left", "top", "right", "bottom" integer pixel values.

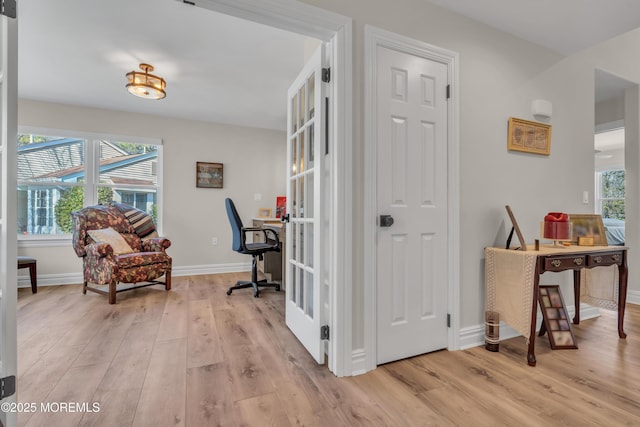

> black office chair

[{"left": 225, "top": 198, "right": 281, "bottom": 297}]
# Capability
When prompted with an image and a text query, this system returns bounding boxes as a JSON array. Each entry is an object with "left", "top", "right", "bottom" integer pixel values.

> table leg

[
  {"left": 538, "top": 321, "right": 547, "bottom": 337},
  {"left": 573, "top": 269, "right": 581, "bottom": 325},
  {"left": 618, "top": 252, "right": 628, "bottom": 339},
  {"left": 527, "top": 262, "right": 540, "bottom": 367}
]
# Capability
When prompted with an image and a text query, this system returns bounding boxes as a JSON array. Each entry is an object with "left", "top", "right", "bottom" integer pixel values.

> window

[
  {"left": 17, "top": 131, "right": 162, "bottom": 238},
  {"left": 595, "top": 169, "right": 625, "bottom": 220}
]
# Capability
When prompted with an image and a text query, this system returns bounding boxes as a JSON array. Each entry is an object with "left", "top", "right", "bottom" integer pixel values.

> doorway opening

[
  {"left": 594, "top": 69, "right": 635, "bottom": 245},
  {"left": 191, "top": 0, "right": 353, "bottom": 376}
]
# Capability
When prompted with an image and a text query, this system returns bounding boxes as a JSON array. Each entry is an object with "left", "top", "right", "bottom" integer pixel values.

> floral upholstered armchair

[{"left": 71, "top": 203, "right": 172, "bottom": 304}]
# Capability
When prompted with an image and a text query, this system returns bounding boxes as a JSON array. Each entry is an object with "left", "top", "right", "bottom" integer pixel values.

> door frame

[
  {"left": 194, "top": 0, "right": 353, "bottom": 376},
  {"left": 1, "top": 11, "right": 19, "bottom": 427},
  {"left": 363, "top": 25, "right": 460, "bottom": 372}
]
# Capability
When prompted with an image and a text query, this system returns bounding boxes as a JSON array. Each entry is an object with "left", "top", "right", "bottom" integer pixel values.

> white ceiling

[
  {"left": 19, "top": 1, "right": 640, "bottom": 131},
  {"left": 427, "top": 0, "right": 640, "bottom": 56},
  {"left": 595, "top": 128, "right": 625, "bottom": 151},
  {"left": 19, "top": 0, "right": 311, "bottom": 131}
]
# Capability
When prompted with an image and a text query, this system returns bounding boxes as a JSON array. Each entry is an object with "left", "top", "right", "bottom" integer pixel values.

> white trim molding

[
  {"left": 628, "top": 289, "right": 640, "bottom": 305},
  {"left": 363, "top": 26, "right": 460, "bottom": 373},
  {"left": 17, "top": 262, "right": 251, "bottom": 288},
  {"left": 458, "top": 304, "right": 602, "bottom": 350}
]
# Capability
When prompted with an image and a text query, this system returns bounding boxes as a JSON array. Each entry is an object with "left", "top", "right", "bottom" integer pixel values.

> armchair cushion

[
  {"left": 87, "top": 227, "right": 134, "bottom": 255},
  {"left": 115, "top": 252, "right": 170, "bottom": 269}
]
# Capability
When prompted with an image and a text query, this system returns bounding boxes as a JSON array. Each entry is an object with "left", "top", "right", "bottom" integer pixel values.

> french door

[
  {"left": 285, "top": 45, "right": 326, "bottom": 364},
  {"left": 0, "top": 5, "right": 19, "bottom": 427}
]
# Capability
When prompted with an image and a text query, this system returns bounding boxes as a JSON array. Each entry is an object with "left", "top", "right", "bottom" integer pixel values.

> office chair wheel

[
  {"left": 254, "top": 290, "right": 260, "bottom": 298},
  {"left": 226, "top": 289, "right": 232, "bottom": 295}
]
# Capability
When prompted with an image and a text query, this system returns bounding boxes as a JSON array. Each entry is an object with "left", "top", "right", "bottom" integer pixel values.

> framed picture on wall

[
  {"left": 196, "top": 162, "right": 223, "bottom": 188},
  {"left": 507, "top": 117, "right": 552, "bottom": 156}
]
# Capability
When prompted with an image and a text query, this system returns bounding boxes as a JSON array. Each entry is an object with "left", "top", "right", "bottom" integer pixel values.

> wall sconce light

[
  {"left": 126, "top": 63, "right": 167, "bottom": 100},
  {"left": 532, "top": 99, "right": 552, "bottom": 119}
]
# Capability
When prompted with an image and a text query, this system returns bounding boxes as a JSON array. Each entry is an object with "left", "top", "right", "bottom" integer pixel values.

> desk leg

[
  {"left": 618, "top": 252, "right": 628, "bottom": 339},
  {"left": 573, "top": 269, "right": 581, "bottom": 325},
  {"left": 527, "top": 262, "right": 540, "bottom": 367}
]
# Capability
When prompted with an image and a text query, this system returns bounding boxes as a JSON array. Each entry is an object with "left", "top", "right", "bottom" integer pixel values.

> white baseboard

[
  {"left": 17, "top": 262, "right": 251, "bottom": 288},
  {"left": 459, "top": 303, "right": 602, "bottom": 350},
  {"left": 172, "top": 262, "right": 251, "bottom": 277},
  {"left": 349, "top": 303, "right": 602, "bottom": 375},
  {"left": 350, "top": 349, "right": 368, "bottom": 376},
  {"left": 17, "top": 272, "right": 84, "bottom": 288},
  {"left": 628, "top": 289, "right": 640, "bottom": 305}
]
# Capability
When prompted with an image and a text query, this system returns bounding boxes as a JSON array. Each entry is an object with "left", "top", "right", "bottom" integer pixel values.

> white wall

[
  {"left": 17, "top": 99, "right": 287, "bottom": 280},
  {"left": 596, "top": 97, "right": 625, "bottom": 127},
  {"left": 297, "top": 0, "right": 610, "bottom": 353}
]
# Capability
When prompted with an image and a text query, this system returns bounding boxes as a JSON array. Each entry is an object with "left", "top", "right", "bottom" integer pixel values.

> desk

[
  {"left": 252, "top": 218, "right": 286, "bottom": 283},
  {"left": 485, "top": 245, "right": 628, "bottom": 366}
]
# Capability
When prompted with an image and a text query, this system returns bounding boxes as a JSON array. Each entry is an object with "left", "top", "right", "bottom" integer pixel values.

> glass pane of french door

[{"left": 285, "top": 44, "right": 324, "bottom": 364}]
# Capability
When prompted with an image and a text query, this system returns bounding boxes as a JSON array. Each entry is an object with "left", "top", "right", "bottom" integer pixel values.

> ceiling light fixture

[{"left": 126, "top": 63, "right": 166, "bottom": 100}]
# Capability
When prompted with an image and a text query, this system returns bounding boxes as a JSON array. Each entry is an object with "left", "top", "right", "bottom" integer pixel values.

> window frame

[
  {"left": 595, "top": 168, "right": 625, "bottom": 219},
  {"left": 17, "top": 126, "right": 163, "bottom": 247}
]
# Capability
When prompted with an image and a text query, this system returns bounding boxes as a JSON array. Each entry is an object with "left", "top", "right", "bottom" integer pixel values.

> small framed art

[
  {"left": 568, "top": 214, "right": 607, "bottom": 246},
  {"left": 538, "top": 285, "right": 578, "bottom": 349},
  {"left": 196, "top": 162, "right": 223, "bottom": 188},
  {"left": 258, "top": 208, "right": 272, "bottom": 218},
  {"left": 507, "top": 117, "right": 552, "bottom": 156}
]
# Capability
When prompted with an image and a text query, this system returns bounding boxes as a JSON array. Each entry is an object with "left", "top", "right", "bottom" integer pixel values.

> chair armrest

[
  {"left": 85, "top": 242, "right": 114, "bottom": 258},
  {"left": 241, "top": 227, "right": 280, "bottom": 246},
  {"left": 262, "top": 228, "right": 280, "bottom": 244},
  {"left": 242, "top": 227, "right": 264, "bottom": 232},
  {"left": 141, "top": 237, "right": 171, "bottom": 252}
]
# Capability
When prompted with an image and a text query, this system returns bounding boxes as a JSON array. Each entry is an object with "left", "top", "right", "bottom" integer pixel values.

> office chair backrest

[{"left": 225, "top": 198, "right": 244, "bottom": 252}]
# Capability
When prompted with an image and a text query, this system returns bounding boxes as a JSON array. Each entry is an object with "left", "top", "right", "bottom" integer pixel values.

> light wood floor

[{"left": 15, "top": 273, "right": 640, "bottom": 426}]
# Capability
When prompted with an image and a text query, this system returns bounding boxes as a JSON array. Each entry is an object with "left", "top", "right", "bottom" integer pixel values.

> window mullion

[{"left": 85, "top": 139, "right": 98, "bottom": 206}]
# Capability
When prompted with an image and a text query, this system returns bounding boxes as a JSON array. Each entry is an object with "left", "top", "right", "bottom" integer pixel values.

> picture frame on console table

[
  {"left": 568, "top": 214, "right": 607, "bottom": 246},
  {"left": 505, "top": 205, "right": 527, "bottom": 250},
  {"left": 538, "top": 285, "right": 578, "bottom": 349}
]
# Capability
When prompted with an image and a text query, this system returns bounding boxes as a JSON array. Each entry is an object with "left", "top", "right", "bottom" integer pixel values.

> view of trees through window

[
  {"left": 17, "top": 133, "right": 161, "bottom": 236},
  {"left": 598, "top": 170, "right": 625, "bottom": 220}
]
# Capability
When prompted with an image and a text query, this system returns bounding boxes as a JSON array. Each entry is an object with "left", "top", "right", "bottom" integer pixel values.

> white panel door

[
  {"left": 285, "top": 45, "right": 325, "bottom": 364},
  {"left": 376, "top": 46, "right": 449, "bottom": 364},
  {"left": 0, "top": 6, "right": 18, "bottom": 426}
]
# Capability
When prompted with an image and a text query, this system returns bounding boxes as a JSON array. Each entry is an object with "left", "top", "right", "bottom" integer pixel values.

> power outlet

[{"left": 211, "top": 237, "right": 218, "bottom": 246}]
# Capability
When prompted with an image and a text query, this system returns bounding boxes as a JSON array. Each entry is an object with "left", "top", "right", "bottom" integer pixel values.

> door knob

[{"left": 379, "top": 215, "right": 394, "bottom": 227}]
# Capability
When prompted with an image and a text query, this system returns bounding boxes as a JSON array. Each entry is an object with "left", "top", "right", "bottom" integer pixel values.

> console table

[{"left": 485, "top": 245, "right": 628, "bottom": 366}]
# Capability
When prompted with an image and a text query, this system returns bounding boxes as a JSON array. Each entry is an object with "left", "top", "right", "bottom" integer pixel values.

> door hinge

[
  {"left": 325, "top": 97, "right": 329, "bottom": 155},
  {"left": 0, "top": 376, "right": 16, "bottom": 400},
  {"left": 447, "top": 313, "right": 451, "bottom": 328},
  {"left": 320, "top": 325, "right": 330, "bottom": 340},
  {"left": 322, "top": 68, "right": 331, "bottom": 83},
  {"left": 1, "top": 0, "right": 16, "bottom": 18},
  {"left": 446, "top": 84, "right": 451, "bottom": 99}
]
